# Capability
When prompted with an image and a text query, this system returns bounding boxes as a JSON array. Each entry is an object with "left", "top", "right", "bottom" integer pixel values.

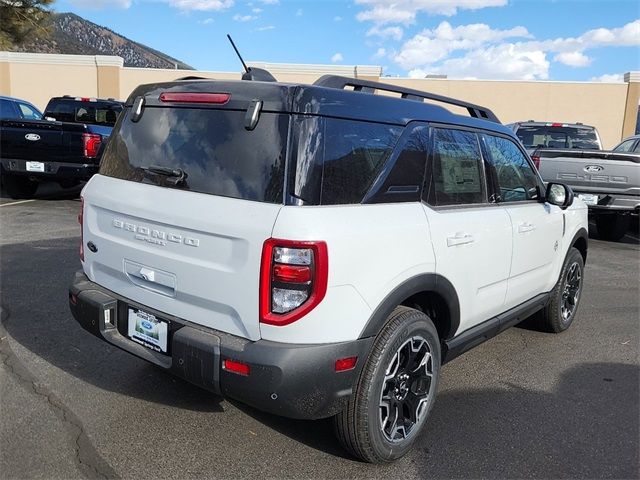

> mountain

[{"left": 11, "top": 12, "right": 194, "bottom": 70}]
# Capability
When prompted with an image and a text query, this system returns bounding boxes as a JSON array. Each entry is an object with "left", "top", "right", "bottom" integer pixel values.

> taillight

[
  {"left": 260, "top": 239, "right": 328, "bottom": 326},
  {"left": 159, "top": 92, "right": 231, "bottom": 104},
  {"left": 78, "top": 196, "right": 84, "bottom": 262},
  {"left": 531, "top": 155, "right": 541, "bottom": 169},
  {"left": 82, "top": 133, "right": 102, "bottom": 158}
]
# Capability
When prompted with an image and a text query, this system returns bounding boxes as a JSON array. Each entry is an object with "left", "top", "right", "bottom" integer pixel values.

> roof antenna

[{"left": 226, "top": 34, "right": 277, "bottom": 82}]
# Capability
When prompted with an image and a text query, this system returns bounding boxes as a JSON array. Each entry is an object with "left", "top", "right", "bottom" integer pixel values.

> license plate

[
  {"left": 578, "top": 193, "right": 598, "bottom": 205},
  {"left": 127, "top": 308, "right": 168, "bottom": 354},
  {"left": 26, "top": 161, "right": 45, "bottom": 172}
]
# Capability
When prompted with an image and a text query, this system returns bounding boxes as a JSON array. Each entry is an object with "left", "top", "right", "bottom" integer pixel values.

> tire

[
  {"left": 535, "top": 247, "right": 585, "bottom": 333},
  {"left": 334, "top": 306, "right": 440, "bottom": 463},
  {"left": 595, "top": 214, "right": 629, "bottom": 242},
  {"left": 2, "top": 175, "right": 38, "bottom": 199}
]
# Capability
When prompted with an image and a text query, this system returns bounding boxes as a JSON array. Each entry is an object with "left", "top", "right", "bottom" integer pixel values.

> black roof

[{"left": 126, "top": 76, "right": 513, "bottom": 137}]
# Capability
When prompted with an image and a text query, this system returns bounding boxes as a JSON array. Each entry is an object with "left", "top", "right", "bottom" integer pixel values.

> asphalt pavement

[{"left": 1, "top": 182, "right": 638, "bottom": 479}]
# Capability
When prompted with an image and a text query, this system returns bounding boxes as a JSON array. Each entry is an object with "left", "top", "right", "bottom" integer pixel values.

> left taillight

[
  {"left": 260, "top": 239, "right": 328, "bottom": 326},
  {"left": 531, "top": 154, "right": 541, "bottom": 169},
  {"left": 78, "top": 196, "right": 84, "bottom": 262},
  {"left": 82, "top": 133, "right": 102, "bottom": 159}
]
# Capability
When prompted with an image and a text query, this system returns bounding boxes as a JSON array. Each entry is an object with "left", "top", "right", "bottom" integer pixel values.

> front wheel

[
  {"left": 334, "top": 306, "right": 440, "bottom": 463},
  {"left": 535, "top": 247, "right": 585, "bottom": 333}
]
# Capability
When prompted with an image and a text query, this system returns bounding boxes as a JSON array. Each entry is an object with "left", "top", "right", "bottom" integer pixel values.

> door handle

[
  {"left": 447, "top": 232, "right": 474, "bottom": 247},
  {"left": 518, "top": 222, "right": 536, "bottom": 233}
]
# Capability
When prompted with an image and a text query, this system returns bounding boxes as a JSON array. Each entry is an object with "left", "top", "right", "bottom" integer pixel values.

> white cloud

[
  {"left": 252, "top": 7, "right": 262, "bottom": 13},
  {"left": 554, "top": 51, "right": 591, "bottom": 67},
  {"left": 69, "top": 0, "right": 132, "bottom": 9},
  {"left": 367, "top": 25, "right": 404, "bottom": 41},
  {"left": 394, "top": 21, "right": 531, "bottom": 70},
  {"left": 392, "top": 19, "right": 639, "bottom": 80},
  {"left": 233, "top": 14, "right": 257, "bottom": 21},
  {"left": 256, "top": 25, "right": 275, "bottom": 31},
  {"left": 333, "top": 16, "right": 342, "bottom": 22},
  {"left": 356, "top": 0, "right": 507, "bottom": 24},
  {"left": 331, "top": 52, "right": 344, "bottom": 63},
  {"left": 167, "top": 0, "right": 233, "bottom": 11},
  {"left": 296, "top": 8, "right": 303, "bottom": 16},
  {"left": 199, "top": 17, "right": 214, "bottom": 24},
  {"left": 373, "top": 47, "right": 387, "bottom": 59},
  {"left": 258, "top": 0, "right": 279, "bottom": 4},
  {"left": 590, "top": 73, "right": 624, "bottom": 82}
]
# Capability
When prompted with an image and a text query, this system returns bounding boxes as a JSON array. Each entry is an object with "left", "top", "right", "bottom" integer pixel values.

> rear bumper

[
  {"left": 1, "top": 158, "right": 98, "bottom": 180},
  {"left": 68, "top": 271, "right": 373, "bottom": 420},
  {"left": 575, "top": 191, "right": 640, "bottom": 214}
]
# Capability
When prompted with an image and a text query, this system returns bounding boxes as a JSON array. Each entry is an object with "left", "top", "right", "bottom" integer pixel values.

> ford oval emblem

[
  {"left": 25, "top": 133, "right": 40, "bottom": 141},
  {"left": 141, "top": 320, "right": 153, "bottom": 330},
  {"left": 584, "top": 165, "right": 603, "bottom": 173}
]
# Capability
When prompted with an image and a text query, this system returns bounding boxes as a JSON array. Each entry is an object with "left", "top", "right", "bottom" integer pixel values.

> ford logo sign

[
  {"left": 25, "top": 133, "right": 40, "bottom": 141},
  {"left": 141, "top": 320, "right": 154, "bottom": 330},
  {"left": 584, "top": 165, "right": 603, "bottom": 173}
]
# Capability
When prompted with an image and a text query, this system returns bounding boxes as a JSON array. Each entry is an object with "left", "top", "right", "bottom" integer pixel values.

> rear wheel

[
  {"left": 595, "top": 214, "right": 629, "bottom": 242},
  {"left": 2, "top": 175, "right": 38, "bottom": 199},
  {"left": 535, "top": 247, "right": 584, "bottom": 333},
  {"left": 334, "top": 306, "right": 440, "bottom": 463}
]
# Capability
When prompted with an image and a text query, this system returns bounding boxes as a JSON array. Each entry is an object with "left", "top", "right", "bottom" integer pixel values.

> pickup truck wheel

[
  {"left": 595, "top": 214, "right": 629, "bottom": 242},
  {"left": 2, "top": 175, "right": 38, "bottom": 199},
  {"left": 334, "top": 306, "right": 440, "bottom": 463},
  {"left": 536, "top": 247, "right": 584, "bottom": 333}
]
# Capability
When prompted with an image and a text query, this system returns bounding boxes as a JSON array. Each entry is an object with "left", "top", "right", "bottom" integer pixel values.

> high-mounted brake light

[
  {"left": 260, "top": 239, "right": 328, "bottom": 326},
  {"left": 82, "top": 133, "right": 102, "bottom": 158},
  {"left": 159, "top": 92, "right": 231, "bottom": 104},
  {"left": 531, "top": 155, "right": 541, "bottom": 169},
  {"left": 78, "top": 196, "right": 84, "bottom": 262}
]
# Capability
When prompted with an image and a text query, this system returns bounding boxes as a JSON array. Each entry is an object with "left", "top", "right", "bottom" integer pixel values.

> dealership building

[{"left": 0, "top": 51, "right": 638, "bottom": 149}]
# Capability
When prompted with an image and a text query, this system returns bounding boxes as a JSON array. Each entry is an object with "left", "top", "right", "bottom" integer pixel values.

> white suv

[{"left": 69, "top": 75, "right": 588, "bottom": 463}]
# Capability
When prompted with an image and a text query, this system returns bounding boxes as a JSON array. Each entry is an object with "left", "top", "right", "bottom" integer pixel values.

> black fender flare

[
  {"left": 358, "top": 273, "right": 460, "bottom": 340},
  {"left": 569, "top": 227, "right": 588, "bottom": 263}
]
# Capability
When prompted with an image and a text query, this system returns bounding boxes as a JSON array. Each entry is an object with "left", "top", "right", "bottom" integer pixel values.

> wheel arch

[
  {"left": 358, "top": 274, "right": 460, "bottom": 343},
  {"left": 570, "top": 227, "right": 588, "bottom": 263}
]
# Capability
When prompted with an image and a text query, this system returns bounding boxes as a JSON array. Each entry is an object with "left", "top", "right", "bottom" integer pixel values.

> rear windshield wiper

[{"left": 140, "top": 165, "right": 188, "bottom": 186}]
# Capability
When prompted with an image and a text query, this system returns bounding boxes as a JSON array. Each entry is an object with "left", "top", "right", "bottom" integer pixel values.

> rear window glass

[
  {"left": 515, "top": 126, "right": 599, "bottom": 150},
  {"left": 291, "top": 116, "right": 402, "bottom": 205},
  {"left": 100, "top": 107, "right": 289, "bottom": 204},
  {"left": 75, "top": 104, "right": 122, "bottom": 126}
]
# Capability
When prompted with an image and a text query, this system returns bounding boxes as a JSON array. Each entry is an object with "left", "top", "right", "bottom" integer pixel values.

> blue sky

[{"left": 55, "top": 0, "right": 639, "bottom": 81}]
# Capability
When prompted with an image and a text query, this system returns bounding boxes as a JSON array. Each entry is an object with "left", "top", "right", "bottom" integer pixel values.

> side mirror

[{"left": 545, "top": 182, "right": 574, "bottom": 210}]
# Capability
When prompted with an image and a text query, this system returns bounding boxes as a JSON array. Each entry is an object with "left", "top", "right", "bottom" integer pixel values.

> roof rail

[{"left": 313, "top": 75, "right": 500, "bottom": 123}]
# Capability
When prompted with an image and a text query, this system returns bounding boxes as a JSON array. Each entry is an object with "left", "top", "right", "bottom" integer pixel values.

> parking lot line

[{"left": 0, "top": 199, "right": 36, "bottom": 207}]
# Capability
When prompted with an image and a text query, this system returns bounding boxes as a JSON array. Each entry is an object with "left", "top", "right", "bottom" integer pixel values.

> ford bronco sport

[{"left": 69, "top": 74, "right": 588, "bottom": 463}]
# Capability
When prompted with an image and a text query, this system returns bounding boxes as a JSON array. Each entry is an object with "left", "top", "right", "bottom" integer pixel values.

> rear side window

[
  {"left": 18, "top": 102, "right": 42, "bottom": 120},
  {"left": 425, "top": 129, "right": 486, "bottom": 207},
  {"left": 515, "top": 125, "right": 599, "bottom": 150},
  {"left": 0, "top": 99, "right": 18, "bottom": 119},
  {"left": 291, "top": 117, "right": 402, "bottom": 205},
  {"left": 613, "top": 139, "right": 636, "bottom": 153},
  {"left": 100, "top": 107, "right": 288, "bottom": 204}
]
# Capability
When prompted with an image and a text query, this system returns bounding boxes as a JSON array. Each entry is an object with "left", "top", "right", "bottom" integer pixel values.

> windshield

[
  {"left": 516, "top": 126, "right": 600, "bottom": 150},
  {"left": 100, "top": 107, "right": 288, "bottom": 203}
]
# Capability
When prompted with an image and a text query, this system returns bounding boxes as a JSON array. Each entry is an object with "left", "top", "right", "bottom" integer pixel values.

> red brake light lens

[
  {"left": 159, "top": 92, "right": 231, "bottom": 104},
  {"left": 531, "top": 155, "right": 541, "bottom": 169},
  {"left": 223, "top": 359, "right": 250, "bottom": 376},
  {"left": 82, "top": 133, "right": 102, "bottom": 158},
  {"left": 260, "top": 239, "right": 328, "bottom": 326},
  {"left": 335, "top": 357, "right": 358, "bottom": 372}
]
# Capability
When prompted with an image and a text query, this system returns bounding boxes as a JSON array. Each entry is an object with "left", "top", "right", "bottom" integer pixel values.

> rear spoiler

[{"left": 532, "top": 148, "right": 640, "bottom": 164}]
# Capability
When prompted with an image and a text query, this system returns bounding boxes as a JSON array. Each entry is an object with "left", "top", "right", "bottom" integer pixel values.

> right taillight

[
  {"left": 82, "top": 133, "right": 102, "bottom": 158},
  {"left": 531, "top": 155, "right": 541, "bottom": 169},
  {"left": 78, "top": 196, "right": 84, "bottom": 262},
  {"left": 260, "top": 239, "right": 328, "bottom": 326}
]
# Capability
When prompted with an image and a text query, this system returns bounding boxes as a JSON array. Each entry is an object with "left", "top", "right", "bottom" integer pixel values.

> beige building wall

[{"left": 0, "top": 52, "right": 637, "bottom": 148}]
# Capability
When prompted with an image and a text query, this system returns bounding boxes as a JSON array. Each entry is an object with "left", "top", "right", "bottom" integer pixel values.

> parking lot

[{"left": 0, "top": 183, "right": 638, "bottom": 480}]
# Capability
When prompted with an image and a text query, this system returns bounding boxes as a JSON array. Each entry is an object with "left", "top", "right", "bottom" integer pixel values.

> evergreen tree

[{"left": 0, "top": 0, "right": 54, "bottom": 50}]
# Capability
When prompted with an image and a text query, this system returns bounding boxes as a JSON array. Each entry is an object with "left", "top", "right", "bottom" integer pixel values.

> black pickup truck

[{"left": 0, "top": 95, "right": 123, "bottom": 198}]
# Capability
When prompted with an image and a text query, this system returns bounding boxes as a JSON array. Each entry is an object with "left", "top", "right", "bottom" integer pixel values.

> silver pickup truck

[{"left": 532, "top": 147, "right": 639, "bottom": 241}]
